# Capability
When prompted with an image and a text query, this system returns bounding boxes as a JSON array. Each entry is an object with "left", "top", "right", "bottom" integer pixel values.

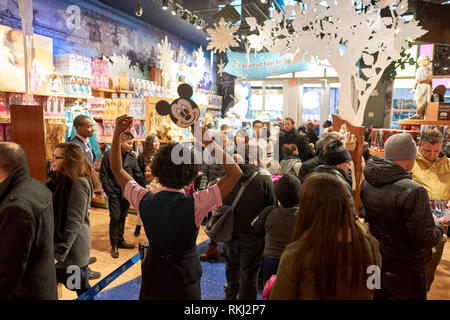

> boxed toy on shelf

[
  {"left": 6, "top": 93, "right": 41, "bottom": 106},
  {"left": 43, "top": 96, "right": 65, "bottom": 116},
  {"left": 61, "top": 76, "right": 92, "bottom": 97},
  {"left": 88, "top": 97, "right": 105, "bottom": 118},
  {"left": 0, "top": 93, "right": 8, "bottom": 116},
  {"left": 129, "top": 99, "right": 146, "bottom": 118},
  {"left": 130, "top": 120, "right": 145, "bottom": 139},
  {"left": 54, "top": 54, "right": 92, "bottom": 77},
  {"left": 92, "top": 58, "right": 109, "bottom": 89}
]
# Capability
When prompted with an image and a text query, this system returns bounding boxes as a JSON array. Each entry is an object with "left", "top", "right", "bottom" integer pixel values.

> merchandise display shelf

[
  {"left": 0, "top": 115, "right": 66, "bottom": 120},
  {"left": 369, "top": 148, "right": 384, "bottom": 157},
  {"left": 92, "top": 88, "right": 134, "bottom": 94},
  {"left": 399, "top": 119, "right": 450, "bottom": 126}
]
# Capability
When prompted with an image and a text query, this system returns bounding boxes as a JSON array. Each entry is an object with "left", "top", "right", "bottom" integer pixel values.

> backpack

[
  {"left": 280, "top": 158, "right": 302, "bottom": 178},
  {"left": 204, "top": 172, "right": 258, "bottom": 242}
]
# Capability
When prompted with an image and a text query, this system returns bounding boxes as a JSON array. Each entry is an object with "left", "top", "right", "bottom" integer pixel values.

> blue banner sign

[{"left": 224, "top": 51, "right": 316, "bottom": 78}]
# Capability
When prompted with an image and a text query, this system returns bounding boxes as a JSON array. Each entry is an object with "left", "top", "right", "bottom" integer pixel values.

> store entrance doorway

[{"left": 298, "top": 80, "right": 340, "bottom": 135}]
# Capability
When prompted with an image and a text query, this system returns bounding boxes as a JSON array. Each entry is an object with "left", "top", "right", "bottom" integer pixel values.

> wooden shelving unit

[
  {"left": 399, "top": 119, "right": 450, "bottom": 127},
  {"left": 369, "top": 148, "right": 384, "bottom": 157}
]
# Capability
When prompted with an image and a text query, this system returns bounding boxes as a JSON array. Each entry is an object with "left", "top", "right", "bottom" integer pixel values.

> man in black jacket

[
  {"left": 223, "top": 153, "right": 275, "bottom": 300},
  {"left": 361, "top": 133, "right": 444, "bottom": 300},
  {"left": 0, "top": 142, "right": 57, "bottom": 299},
  {"left": 279, "top": 117, "right": 312, "bottom": 162},
  {"left": 100, "top": 132, "right": 146, "bottom": 258}
]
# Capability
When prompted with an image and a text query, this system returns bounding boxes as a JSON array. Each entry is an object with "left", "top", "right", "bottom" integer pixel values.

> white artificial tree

[{"left": 246, "top": 0, "right": 427, "bottom": 126}]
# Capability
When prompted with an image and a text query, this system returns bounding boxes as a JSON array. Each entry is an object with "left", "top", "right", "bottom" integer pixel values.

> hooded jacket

[
  {"left": 223, "top": 164, "right": 276, "bottom": 234},
  {"left": 411, "top": 152, "right": 450, "bottom": 200},
  {"left": 361, "top": 156, "right": 444, "bottom": 276}
]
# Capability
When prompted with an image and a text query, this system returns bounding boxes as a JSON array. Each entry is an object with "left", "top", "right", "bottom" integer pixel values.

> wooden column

[
  {"left": 150, "top": 67, "right": 162, "bottom": 86},
  {"left": 10, "top": 104, "right": 46, "bottom": 183},
  {"left": 332, "top": 114, "right": 365, "bottom": 217}
]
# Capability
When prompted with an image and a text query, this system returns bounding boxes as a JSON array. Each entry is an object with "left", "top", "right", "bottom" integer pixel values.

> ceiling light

[
  {"left": 162, "top": 0, "right": 168, "bottom": 10},
  {"left": 261, "top": 0, "right": 267, "bottom": 3},
  {"left": 191, "top": 15, "right": 197, "bottom": 25},
  {"left": 135, "top": 0, "right": 143, "bottom": 16},
  {"left": 171, "top": 2, "right": 180, "bottom": 16},
  {"left": 196, "top": 19, "right": 203, "bottom": 29},
  {"left": 181, "top": 10, "right": 188, "bottom": 20}
]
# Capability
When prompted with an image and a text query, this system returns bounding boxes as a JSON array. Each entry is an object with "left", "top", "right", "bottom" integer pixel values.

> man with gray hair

[
  {"left": 0, "top": 142, "right": 57, "bottom": 299},
  {"left": 361, "top": 133, "right": 444, "bottom": 300}
]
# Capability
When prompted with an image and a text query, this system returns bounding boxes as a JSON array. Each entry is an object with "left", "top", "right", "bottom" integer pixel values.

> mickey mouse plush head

[{"left": 156, "top": 83, "right": 200, "bottom": 128}]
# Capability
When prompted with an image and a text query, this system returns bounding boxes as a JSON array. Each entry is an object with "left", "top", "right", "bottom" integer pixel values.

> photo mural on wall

[{"left": 0, "top": 0, "right": 217, "bottom": 91}]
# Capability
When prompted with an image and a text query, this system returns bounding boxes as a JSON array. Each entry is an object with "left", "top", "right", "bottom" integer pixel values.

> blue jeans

[
  {"left": 262, "top": 256, "right": 280, "bottom": 285},
  {"left": 374, "top": 271, "right": 427, "bottom": 300},
  {"left": 223, "top": 233, "right": 264, "bottom": 300}
]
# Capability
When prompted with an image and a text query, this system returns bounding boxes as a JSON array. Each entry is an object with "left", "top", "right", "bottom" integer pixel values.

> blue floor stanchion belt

[{"left": 76, "top": 252, "right": 141, "bottom": 300}]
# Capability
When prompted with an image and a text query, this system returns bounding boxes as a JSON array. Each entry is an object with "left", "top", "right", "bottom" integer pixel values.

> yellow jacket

[{"left": 412, "top": 153, "right": 450, "bottom": 200}]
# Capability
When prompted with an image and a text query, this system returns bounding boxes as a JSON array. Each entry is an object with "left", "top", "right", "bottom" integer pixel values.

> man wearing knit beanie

[
  {"left": 361, "top": 132, "right": 444, "bottom": 300},
  {"left": 384, "top": 133, "right": 418, "bottom": 171}
]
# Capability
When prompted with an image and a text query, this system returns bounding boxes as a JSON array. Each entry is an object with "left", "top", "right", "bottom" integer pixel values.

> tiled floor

[{"left": 92, "top": 241, "right": 263, "bottom": 300}]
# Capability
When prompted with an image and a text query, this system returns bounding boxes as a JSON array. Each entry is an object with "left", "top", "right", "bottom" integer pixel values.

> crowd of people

[{"left": 0, "top": 113, "right": 448, "bottom": 300}]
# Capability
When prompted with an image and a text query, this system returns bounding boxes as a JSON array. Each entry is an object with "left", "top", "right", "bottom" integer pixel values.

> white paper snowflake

[
  {"left": 193, "top": 46, "right": 206, "bottom": 71},
  {"left": 217, "top": 60, "right": 226, "bottom": 77},
  {"left": 157, "top": 35, "right": 174, "bottom": 82},
  {"left": 206, "top": 18, "right": 239, "bottom": 54},
  {"left": 246, "top": 0, "right": 427, "bottom": 125}
]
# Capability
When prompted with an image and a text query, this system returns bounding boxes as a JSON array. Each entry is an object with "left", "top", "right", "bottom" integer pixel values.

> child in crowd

[
  {"left": 251, "top": 174, "right": 301, "bottom": 285},
  {"left": 280, "top": 144, "right": 302, "bottom": 178},
  {"left": 99, "top": 131, "right": 146, "bottom": 258}
]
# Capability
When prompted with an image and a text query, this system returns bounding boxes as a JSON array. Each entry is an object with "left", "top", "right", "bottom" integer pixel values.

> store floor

[{"left": 58, "top": 207, "right": 450, "bottom": 300}]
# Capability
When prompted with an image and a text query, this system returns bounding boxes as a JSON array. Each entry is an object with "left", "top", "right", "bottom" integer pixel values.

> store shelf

[
  {"left": 92, "top": 88, "right": 134, "bottom": 94},
  {"left": 399, "top": 119, "right": 450, "bottom": 126},
  {"left": 369, "top": 148, "right": 384, "bottom": 157},
  {"left": 0, "top": 115, "right": 66, "bottom": 120},
  {"left": 53, "top": 73, "right": 93, "bottom": 79}
]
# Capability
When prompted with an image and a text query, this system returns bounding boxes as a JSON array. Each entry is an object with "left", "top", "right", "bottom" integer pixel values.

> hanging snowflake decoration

[
  {"left": 157, "top": 35, "right": 175, "bottom": 82},
  {"left": 177, "top": 46, "right": 185, "bottom": 64},
  {"left": 193, "top": 46, "right": 206, "bottom": 71},
  {"left": 206, "top": 18, "right": 240, "bottom": 54},
  {"left": 217, "top": 59, "right": 226, "bottom": 77}
]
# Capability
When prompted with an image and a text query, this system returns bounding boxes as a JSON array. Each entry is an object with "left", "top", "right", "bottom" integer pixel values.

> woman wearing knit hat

[{"left": 315, "top": 140, "right": 357, "bottom": 218}]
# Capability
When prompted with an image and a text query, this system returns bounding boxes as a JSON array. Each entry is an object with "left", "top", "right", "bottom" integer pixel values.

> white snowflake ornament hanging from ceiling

[
  {"left": 206, "top": 18, "right": 240, "bottom": 54},
  {"left": 157, "top": 35, "right": 175, "bottom": 83},
  {"left": 217, "top": 59, "right": 226, "bottom": 77},
  {"left": 246, "top": 0, "right": 427, "bottom": 126}
]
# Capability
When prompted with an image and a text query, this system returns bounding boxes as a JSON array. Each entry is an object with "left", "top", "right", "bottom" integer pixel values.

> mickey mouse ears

[{"left": 178, "top": 83, "right": 193, "bottom": 99}]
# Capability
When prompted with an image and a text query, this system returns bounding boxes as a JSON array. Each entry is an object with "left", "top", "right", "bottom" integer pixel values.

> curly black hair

[{"left": 150, "top": 143, "right": 199, "bottom": 189}]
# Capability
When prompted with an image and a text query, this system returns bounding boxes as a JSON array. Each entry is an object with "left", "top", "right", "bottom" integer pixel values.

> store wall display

[
  {"left": 0, "top": 24, "right": 53, "bottom": 93},
  {"left": 0, "top": 0, "right": 218, "bottom": 96}
]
